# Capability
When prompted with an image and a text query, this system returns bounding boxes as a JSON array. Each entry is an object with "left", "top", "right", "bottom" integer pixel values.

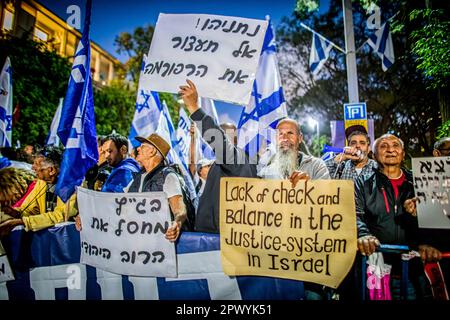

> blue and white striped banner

[{"left": 0, "top": 224, "right": 305, "bottom": 300}]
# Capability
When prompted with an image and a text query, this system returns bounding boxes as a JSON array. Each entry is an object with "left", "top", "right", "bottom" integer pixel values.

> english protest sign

[{"left": 220, "top": 178, "right": 357, "bottom": 288}]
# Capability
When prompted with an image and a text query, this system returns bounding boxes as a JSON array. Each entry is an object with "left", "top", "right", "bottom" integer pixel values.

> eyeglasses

[{"left": 36, "top": 165, "right": 52, "bottom": 172}]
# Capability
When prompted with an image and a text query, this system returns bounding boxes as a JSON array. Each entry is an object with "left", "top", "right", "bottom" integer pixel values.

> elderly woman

[
  {"left": 0, "top": 167, "right": 36, "bottom": 223},
  {"left": 0, "top": 146, "right": 77, "bottom": 236},
  {"left": 355, "top": 133, "right": 442, "bottom": 299}
]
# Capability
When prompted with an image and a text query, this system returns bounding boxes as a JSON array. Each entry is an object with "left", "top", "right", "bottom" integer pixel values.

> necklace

[{"left": 388, "top": 170, "right": 403, "bottom": 179}]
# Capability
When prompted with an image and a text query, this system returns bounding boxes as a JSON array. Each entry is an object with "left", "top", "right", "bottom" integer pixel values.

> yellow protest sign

[{"left": 220, "top": 178, "right": 357, "bottom": 289}]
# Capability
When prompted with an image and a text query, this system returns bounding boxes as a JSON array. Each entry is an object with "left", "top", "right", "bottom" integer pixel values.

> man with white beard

[
  {"left": 258, "top": 118, "right": 330, "bottom": 183},
  {"left": 258, "top": 118, "right": 330, "bottom": 300}
]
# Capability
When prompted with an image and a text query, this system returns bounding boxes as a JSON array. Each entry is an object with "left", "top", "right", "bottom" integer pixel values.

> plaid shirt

[{"left": 325, "top": 158, "right": 377, "bottom": 181}]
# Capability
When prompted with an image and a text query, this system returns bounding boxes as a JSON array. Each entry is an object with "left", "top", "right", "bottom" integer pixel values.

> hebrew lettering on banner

[
  {"left": 140, "top": 13, "right": 268, "bottom": 105},
  {"left": 0, "top": 225, "right": 305, "bottom": 300},
  {"left": 77, "top": 188, "right": 177, "bottom": 277},
  {"left": 220, "top": 178, "right": 357, "bottom": 289},
  {"left": 412, "top": 156, "right": 450, "bottom": 229}
]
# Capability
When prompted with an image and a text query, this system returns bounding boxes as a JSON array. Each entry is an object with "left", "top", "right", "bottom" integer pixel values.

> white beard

[{"left": 273, "top": 149, "right": 299, "bottom": 179}]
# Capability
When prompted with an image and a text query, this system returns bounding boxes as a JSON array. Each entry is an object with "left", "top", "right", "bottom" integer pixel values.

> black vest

[
  {"left": 128, "top": 163, "right": 173, "bottom": 193},
  {"left": 128, "top": 163, "right": 195, "bottom": 231}
]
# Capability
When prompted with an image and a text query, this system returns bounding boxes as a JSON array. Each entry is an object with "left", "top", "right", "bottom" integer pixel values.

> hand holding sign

[
  {"left": 179, "top": 79, "right": 199, "bottom": 114},
  {"left": 403, "top": 197, "right": 417, "bottom": 217},
  {"left": 165, "top": 221, "right": 181, "bottom": 242}
]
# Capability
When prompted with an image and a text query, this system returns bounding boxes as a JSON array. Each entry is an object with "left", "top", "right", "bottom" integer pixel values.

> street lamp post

[{"left": 308, "top": 118, "right": 320, "bottom": 157}]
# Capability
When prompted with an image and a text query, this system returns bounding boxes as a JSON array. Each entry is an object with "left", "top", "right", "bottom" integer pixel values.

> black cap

[{"left": 345, "top": 125, "right": 367, "bottom": 140}]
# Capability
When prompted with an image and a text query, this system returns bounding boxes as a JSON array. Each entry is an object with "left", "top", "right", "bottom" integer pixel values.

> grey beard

[{"left": 274, "top": 149, "right": 298, "bottom": 179}]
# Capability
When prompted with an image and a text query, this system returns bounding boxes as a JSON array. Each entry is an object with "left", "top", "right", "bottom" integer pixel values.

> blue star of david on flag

[
  {"left": 237, "top": 18, "right": 287, "bottom": 159},
  {"left": 136, "top": 90, "right": 151, "bottom": 112},
  {"left": 0, "top": 57, "right": 13, "bottom": 148},
  {"left": 367, "top": 22, "right": 395, "bottom": 71}
]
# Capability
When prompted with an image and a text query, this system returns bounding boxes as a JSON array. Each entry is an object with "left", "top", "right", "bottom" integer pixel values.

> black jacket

[
  {"left": 355, "top": 168, "right": 419, "bottom": 248},
  {"left": 190, "top": 108, "right": 258, "bottom": 233},
  {"left": 128, "top": 163, "right": 167, "bottom": 193}
]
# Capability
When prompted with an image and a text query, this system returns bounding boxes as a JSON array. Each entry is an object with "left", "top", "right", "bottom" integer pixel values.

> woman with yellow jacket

[{"left": 0, "top": 146, "right": 77, "bottom": 235}]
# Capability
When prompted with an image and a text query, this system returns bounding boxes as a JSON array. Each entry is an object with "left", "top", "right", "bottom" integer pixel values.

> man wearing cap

[
  {"left": 325, "top": 125, "right": 376, "bottom": 180},
  {"left": 127, "top": 133, "right": 187, "bottom": 242}
]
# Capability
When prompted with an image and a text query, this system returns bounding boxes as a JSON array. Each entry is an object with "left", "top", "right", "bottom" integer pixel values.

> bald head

[
  {"left": 276, "top": 118, "right": 302, "bottom": 135},
  {"left": 373, "top": 134, "right": 405, "bottom": 168}
]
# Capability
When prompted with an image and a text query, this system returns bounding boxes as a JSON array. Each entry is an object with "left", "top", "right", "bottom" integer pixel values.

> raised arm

[{"left": 178, "top": 80, "right": 247, "bottom": 168}]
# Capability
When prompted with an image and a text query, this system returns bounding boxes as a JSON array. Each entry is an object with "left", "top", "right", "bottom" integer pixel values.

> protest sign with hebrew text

[
  {"left": 220, "top": 178, "right": 357, "bottom": 288},
  {"left": 412, "top": 156, "right": 450, "bottom": 229},
  {"left": 77, "top": 188, "right": 177, "bottom": 277},
  {"left": 140, "top": 13, "right": 268, "bottom": 105}
]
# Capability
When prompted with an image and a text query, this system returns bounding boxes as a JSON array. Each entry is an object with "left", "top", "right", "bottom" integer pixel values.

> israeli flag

[
  {"left": 128, "top": 54, "right": 163, "bottom": 149},
  {"left": 0, "top": 57, "right": 13, "bottom": 148},
  {"left": 237, "top": 18, "right": 287, "bottom": 159},
  {"left": 309, "top": 33, "right": 333, "bottom": 75},
  {"left": 175, "top": 107, "right": 191, "bottom": 166},
  {"left": 200, "top": 97, "right": 219, "bottom": 125},
  {"left": 45, "top": 98, "right": 63, "bottom": 146},
  {"left": 56, "top": 0, "right": 98, "bottom": 202},
  {"left": 194, "top": 127, "right": 215, "bottom": 162},
  {"left": 367, "top": 22, "right": 394, "bottom": 71}
]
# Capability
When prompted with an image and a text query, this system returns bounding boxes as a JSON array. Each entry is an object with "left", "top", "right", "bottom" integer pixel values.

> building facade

[{"left": 0, "top": 0, "right": 121, "bottom": 86}]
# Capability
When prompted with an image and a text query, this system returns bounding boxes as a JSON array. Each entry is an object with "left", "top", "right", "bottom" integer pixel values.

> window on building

[
  {"left": 2, "top": 9, "right": 14, "bottom": 31},
  {"left": 34, "top": 27, "right": 48, "bottom": 42}
]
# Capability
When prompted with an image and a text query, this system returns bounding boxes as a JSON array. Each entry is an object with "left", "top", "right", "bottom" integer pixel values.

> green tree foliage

[
  {"left": 309, "top": 134, "right": 329, "bottom": 158},
  {"left": 0, "top": 33, "right": 157, "bottom": 146},
  {"left": 280, "top": 0, "right": 443, "bottom": 156},
  {"left": 113, "top": 25, "right": 181, "bottom": 125},
  {"left": 0, "top": 34, "right": 70, "bottom": 146},
  {"left": 94, "top": 84, "right": 181, "bottom": 138},
  {"left": 437, "top": 119, "right": 450, "bottom": 139},
  {"left": 408, "top": 5, "right": 450, "bottom": 131},
  {"left": 94, "top": 81, "right": 136, "bottom": 136},
  {"left": 409, "top": 8, "right": 450, "bottom": 90},
  {"left": 114, "top": 25, "right": 154, "bottom": 83},
  {"left": 159, "top": 92, "right": 181, "bottom": 126}
]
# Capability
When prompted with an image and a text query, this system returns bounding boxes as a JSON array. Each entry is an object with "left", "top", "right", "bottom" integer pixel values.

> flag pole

[
  {"left": 342, "top": 0, "right": 359, "bottom": 103},
  {"left": 300, "top": 23, "right": 346, "bottom": 54}
]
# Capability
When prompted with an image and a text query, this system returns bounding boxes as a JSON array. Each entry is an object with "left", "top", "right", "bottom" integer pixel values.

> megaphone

[
  {"left": 322, "top": 144, "right": 344, "bottom": 154},
  {"left": 322, "top": 145, "right": 363, "bottom": 159}
]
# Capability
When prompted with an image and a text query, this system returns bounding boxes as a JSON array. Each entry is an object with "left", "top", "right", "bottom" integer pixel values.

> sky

[{"left": 39, "top": 0, "right": 299, "bottom": 125}]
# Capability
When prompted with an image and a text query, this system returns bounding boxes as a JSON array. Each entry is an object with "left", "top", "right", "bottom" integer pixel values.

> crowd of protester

[{"left": 0, "top": 80, "right": 449, "bottom": 300}]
